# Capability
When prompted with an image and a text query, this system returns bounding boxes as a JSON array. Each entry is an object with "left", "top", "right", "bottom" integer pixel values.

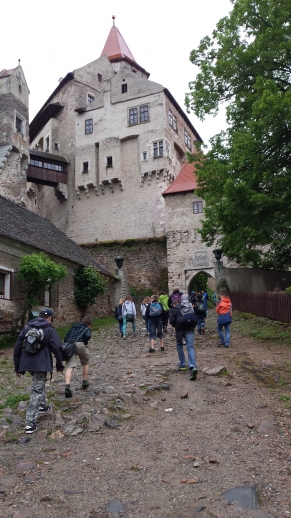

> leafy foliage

[
  {"left": 18, "top": 253, "right": 67, "bottom": 308},
  {"left": 74, "top": 265, "right": 106, "bottom": 309},
  {"left": 185, "top": 0, "right": 291, "bottom": 269},
  {"left": 190, "top": 272, "right": 209, "bottom": 292}
]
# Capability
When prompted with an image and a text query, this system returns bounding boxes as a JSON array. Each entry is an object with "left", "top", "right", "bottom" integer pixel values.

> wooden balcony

[{"left": 27, "top": 165, "right": 68, "bottom": 186}]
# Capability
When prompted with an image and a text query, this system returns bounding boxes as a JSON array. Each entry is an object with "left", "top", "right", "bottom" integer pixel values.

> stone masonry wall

[{"left": 82, "top": 238, "right": 168, "bottom": 296}]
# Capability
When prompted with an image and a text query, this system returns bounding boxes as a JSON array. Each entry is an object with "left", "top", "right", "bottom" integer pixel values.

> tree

[
  {"left": 74, "top": 265, "right": 106, "bottom": 314},
  {"left": 190, "top": 272, "right": 209, "bottom": 292},
  {"left": 18, "top": 253, "right": 67, "bottom": 320},
  {"left": 185, "top": 0, "right": 291, "bottom": 269}
]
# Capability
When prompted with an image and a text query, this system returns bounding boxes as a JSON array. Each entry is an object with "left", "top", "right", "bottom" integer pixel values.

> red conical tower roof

[{"left": 101, "top": 20, "right": 136, "bottom": 62}]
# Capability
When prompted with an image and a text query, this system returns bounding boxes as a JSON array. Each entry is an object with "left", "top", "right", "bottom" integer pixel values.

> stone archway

[{"left": 187, "top": 269, "right": 215, "bottom": 295}]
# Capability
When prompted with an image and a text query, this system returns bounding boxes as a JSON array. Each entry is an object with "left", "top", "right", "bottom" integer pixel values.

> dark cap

[{"left": 39, "top": 308, "right": 54, "bottom": 320}]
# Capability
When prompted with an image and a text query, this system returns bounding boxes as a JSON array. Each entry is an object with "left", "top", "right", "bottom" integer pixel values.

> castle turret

[{"left": 0, "top": 64, "right": 30, "bottom": 203}]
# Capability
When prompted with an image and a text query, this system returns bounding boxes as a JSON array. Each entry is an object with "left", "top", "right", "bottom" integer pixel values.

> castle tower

[{"left": 0, "top": 64, "right": 30, "bottom": 203}]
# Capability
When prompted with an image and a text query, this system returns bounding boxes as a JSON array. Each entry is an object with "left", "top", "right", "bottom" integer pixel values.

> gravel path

[{"left": 0, "top": 311, "right": 290, "bottom": 518}]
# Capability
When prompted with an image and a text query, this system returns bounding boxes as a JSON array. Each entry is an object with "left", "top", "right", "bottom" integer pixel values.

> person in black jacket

[
  {"left": 14, "top": 308, "right": 64, "bottom": 434},
  {"left": 63, "top": 316, "right": 92, "bottom": 398}
]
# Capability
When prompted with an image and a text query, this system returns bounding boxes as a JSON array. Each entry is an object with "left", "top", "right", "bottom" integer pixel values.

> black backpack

[
  {"left": 195, "top": 300, "right": 206, "bottom": 314},
  {"left": 177, "top": 306, "right": 198, "bottom": 330},
  {"left": 22, "top": 327, "right": 45, "bottom": 354}
]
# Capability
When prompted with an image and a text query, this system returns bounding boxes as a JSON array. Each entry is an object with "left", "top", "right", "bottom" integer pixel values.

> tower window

[
  {"left": 121, "top": 84, "right": 127, "bottom": 94},
  {"left": 82, "top": 161, "right": 89, "bottom": 173},
  {"left": 140, "top": 105, "right": 148, "bottom": 122},
  {"left": 153, "top": 141, "right": 163, "bottom": 158},
  {"left": 129, "top": 108, "right": 138, "bottom": 125},
  {"left": 106, "top": 156, "right": 113, "bottom": 167},
  {"left": 85, "top": 119, "right": 93, "bottom": 134}
]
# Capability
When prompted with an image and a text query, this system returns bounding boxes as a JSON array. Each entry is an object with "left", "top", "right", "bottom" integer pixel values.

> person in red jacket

[{"left": 216, "top": 292, "right": 232, "bottom": 348}]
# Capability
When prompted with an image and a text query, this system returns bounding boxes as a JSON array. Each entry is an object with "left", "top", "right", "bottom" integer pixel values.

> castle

[{"left": 1, "top": 20, "right": 217, "bottom": 297}]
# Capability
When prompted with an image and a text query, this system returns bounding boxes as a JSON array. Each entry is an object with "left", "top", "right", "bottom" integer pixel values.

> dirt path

[{"left": 0, "top": 311, "right": 291, "bottom": 518}]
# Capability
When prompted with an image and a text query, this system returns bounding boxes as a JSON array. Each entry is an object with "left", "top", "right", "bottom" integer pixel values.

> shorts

[
  {"left": 65, "top": 342, "right": 90, "bottom": 368},
  {"left": 149, "top": 318, "right": 164, "bottom": 339}
]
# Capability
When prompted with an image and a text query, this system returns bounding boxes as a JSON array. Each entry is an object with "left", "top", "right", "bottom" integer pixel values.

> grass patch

[
  {"left": 57, "top": 316, "right": 116, "bottom": 340},
  {"left": 0, "top": 394, "right": 30, "bottom": 409},
  {"left": 0, "top": 334, "right": 16, "bottom": 350},
  {"left": 234, "top": 312, "right": 291, "bottom": 345}
]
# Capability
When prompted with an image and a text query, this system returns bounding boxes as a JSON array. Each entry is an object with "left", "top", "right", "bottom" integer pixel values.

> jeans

[
  {"left": 123, "top": 316, "right": 136, "bottom": 336},
  {"left": 118, "top": 319, "right": 123, "bottom": 334},
  {"left": 197, "top": 316, "right": 205, "bottom": 334},
  {"left": 176, "top": 330, "right": 196, "bottom": 369},
  {"left": 217, "top": 323, "right": 231, "bottom": 346},
  {"left": 142, "top": 315, "right": 150, "bottom": 333}
]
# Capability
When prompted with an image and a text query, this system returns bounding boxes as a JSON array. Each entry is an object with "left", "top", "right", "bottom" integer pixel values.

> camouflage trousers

[{"left": 26, "top": 371, "right": 47, "bottom": 427}]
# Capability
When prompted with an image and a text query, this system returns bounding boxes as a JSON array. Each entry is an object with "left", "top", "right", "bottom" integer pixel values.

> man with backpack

[
  {"left": 14, "top": 309, "right": 64, "bottom": 434},
  {"left": 169, "top": 294, "right": 198, "bottom": 380},
  {"left": 194, "top": 293, "right": 207, "bottom": 335},
  {"left": 145, "top": 294, "right": 165, "bottom": 352}
]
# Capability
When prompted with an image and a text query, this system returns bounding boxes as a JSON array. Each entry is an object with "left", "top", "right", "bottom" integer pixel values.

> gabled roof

[
  {"left": 101, "top": 25, "right": 135, "bottom": 62},
  {"left": 0, "top": 69, "right": 13, "bottom": 78},
  {"left": 0, "top": 195, "right": 113, "bottom": 277},
  {"left": 162, "top": 163, "right": 197, "bottom": 196}
]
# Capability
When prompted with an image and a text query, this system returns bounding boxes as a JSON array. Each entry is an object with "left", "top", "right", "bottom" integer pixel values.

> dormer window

[{"left": 87, "top": 94, "right": 94, "bottom": 104}]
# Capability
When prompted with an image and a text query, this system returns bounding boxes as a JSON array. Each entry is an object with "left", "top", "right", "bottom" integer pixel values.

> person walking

[
  {"left": 63, "top": 316, "right": 92, "bottom": 397},
  {"left": 115, "top": 298, "right": 125, "bottom": 337},
  {"left": 122, "top": 294, "right": 137, "bottom": 340},
  {"left": 168, "top": 287, "right": 183, "bottom": 309},
  {"left": 141, "top": 296, "right": 151, "bottom": 336},
  {"left": 194, "top": 293, "right": 207, "bottom": 335},
  {"left": 169, "top": 295, "right": 198, "bottom": 380},
  {"left": 14, "top": 309, "right": 64, "bottom": 434},
  {"left": 146, "top": 294, "right": 165, "bottom": 352},
  {"left": 216, "top": 292, "right": 232, "bottom": 348},
  {"left": 158, "top": 292, "right": 170, "bottom": 332}
]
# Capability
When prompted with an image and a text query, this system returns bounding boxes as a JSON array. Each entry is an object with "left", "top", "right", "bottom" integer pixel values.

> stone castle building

[{"left": 1, "top": 22, "right": 217, "bottom": 297}]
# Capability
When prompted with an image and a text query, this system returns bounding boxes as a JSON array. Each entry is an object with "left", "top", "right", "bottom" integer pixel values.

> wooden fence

[{"left": 228, "top": 291, "right": 291, "bottom": 324}]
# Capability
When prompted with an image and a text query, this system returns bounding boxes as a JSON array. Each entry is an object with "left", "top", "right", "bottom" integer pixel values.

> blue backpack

[
  {"left": 149, "top": 302, "right": 163, "bottom": 317},
  {"left": 177, "top": 306, "right": 198, "bottom": 329}
]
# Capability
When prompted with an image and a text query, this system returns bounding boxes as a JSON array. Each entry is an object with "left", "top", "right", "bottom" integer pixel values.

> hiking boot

[
  {"left": 190, "top": 368, "right": 198, "bottom": 381},
  {"left": 217, "top": 342, "right": 225, "bottom": 347},
  {"left": 149, "top": 348, "right": 155, "bottom": 353},
  {"left": 82, "top": 380, "right": 89, "bottom": 390},
  {"left": 123, "top": 336, "right": 126, "bottom": 340},
  {"left": 65, "top": 386, "right": 73, "bottom": 398},
  {"left": 178, "top": 367, "right": 187, "bottom": 371},
  {"left": 25, "top": 424, "right": 38, "bottom": 434},
  {"left": 161, "top": 346, "right": 165, "bottom": 352},
  {"left": 38, "top": 405, "right": 52, "bottom": 413}
]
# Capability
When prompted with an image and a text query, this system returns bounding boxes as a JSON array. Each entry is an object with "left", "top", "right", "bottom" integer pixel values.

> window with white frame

[
  {"left": 87, "top": 94, "right": 94, "bottom": 104},
  {"left": 128, "top": 105, "right": 149, "bottom": 125},
  {"left": 0, "top": 267, "right": 18, "bottom": 300},
  {"left": 85, "top": 119, "right": 93, "bottom": 134},
  {"left": 184, "top": 129, "right": 191, "bottom": 150},
  {"left": 153, "top": 140, "right": 163, "bottom": 158},
  {"left": 193, "top": 201, "right": 203, "bottom": 214}
]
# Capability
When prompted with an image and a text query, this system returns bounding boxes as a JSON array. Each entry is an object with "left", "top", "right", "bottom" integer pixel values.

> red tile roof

[
  {"left": 163, "top": 163, "right": 197, "bottom": 196},
  {"left": 101, "top": 26, "right": 136, "bottom": 62}
]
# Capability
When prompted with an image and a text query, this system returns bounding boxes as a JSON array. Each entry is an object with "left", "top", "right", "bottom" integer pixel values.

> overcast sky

[{"left": 2, "top": 0, "right": 232, "bottom": 147}]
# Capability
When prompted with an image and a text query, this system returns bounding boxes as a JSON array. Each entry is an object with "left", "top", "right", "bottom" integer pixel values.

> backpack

[
  {"left": 22, "top": 327, "right": 45, "bottom": 354},
  {"left": 149, "top": 302, "right": 163, "bottom": 317},
  {"left": 177, "top": 306, "right": 198, "bottom": 330},
  {"left": 195, "top": 300, "right": 205, "bottom": 313},
  {"left": 171, "top": 292, "right": 181, "bottom": 303}
]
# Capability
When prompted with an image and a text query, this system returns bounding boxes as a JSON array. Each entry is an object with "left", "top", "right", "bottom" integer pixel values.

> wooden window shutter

[
  {"left": 50, "top": 284, "right": 59, "bottom": 307},
  {"left": 10, "top": 272, "right": 20, "bottom": 300}
]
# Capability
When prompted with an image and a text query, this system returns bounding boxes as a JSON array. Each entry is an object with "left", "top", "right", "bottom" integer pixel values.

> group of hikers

[{"left": 13, "top": 289, "right": 232, "bottom": 435}]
